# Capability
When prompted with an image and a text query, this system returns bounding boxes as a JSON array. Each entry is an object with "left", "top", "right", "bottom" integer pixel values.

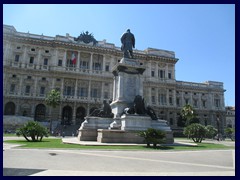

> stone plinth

[
  {"left": 111, "top": 58, "right": 146, "bottom": 117},
  {"left": 121, "top": 114, "right": 152, "bottom": 131},
  {"left": 97, "top": 129, "right": 144, "bottom": 143},
  {"left": 78, "top": 116, "right": 113, "bottom": 141}
]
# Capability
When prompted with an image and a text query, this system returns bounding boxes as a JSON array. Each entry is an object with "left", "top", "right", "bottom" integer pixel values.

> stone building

[
  {"left": 3, "top": 24, "right": 226, "bottom": 132},
  {"left": 225, "top": 106, "right": 235, "bottom": 129}
]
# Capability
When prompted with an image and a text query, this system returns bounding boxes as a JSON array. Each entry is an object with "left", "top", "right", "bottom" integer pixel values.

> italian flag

[{"left": 71, "top": 52, "right": 76, "bottom": 64}]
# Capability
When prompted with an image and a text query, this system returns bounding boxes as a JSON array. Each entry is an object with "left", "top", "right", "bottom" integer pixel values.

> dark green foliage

[
  {"left": 138, "top": 128, "right": 166, "bottom": 147},
  {"left": 16, "top": 121, "right": 49, "bottom": 142},
  {"left": 45, "top": 89, "right": 61, "bottom": 108},
  {"left": 205, "top": 125, "right": 217, "bottom": 139},
  {"left": 183, "top": 123, "right": 206, "bottom": 143},
  {"left": 181, "top": 104, "right": 197, "bottom": 126},
  {"left": 224, "top": 127, "right": 235, "bottom": 141},
  {"left": 177, "top": 115, "right": 186, "bottom": 127}
]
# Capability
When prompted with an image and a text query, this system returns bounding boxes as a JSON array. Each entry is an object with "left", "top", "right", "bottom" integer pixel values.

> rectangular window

[
  {"left": 31, "top": 48, "right": 35, "bottom": 51},
  {"left": 168, "top": 72, "right": 172, "bottom": 79},
  {"left": 159, "top": 94, "right": 166, "bottom": 105},
  {"left": 10, "top": 84, "right": 15, "bottom": 93},
  {"left": 12, "top": 74, "right": 17, "bottom": 78},
  {"left": 158, "top": 70, "right": 165, "bottom": 78},
  {"left": 40, "top": 87, "right": 45, "bottom": 95},
  {"left": 194, "top": 99, "right": 198, "bottom": 107},
  {"left": 176, "top": 98, "right": 180, "bottom": 106},
  {"left": 45, "top": 50, "right": 49, "bottom": 53},
  {"left": 79, "top": 87, "right": 87, "bottom": 97},
  {"left": 44, "top": 58, "right": 48, "bottom": 65},
  {"left": 151, "top": 70, "right": 155, "bottom": 77},
  {"left": 93, "top": 62, "right": 101, "bottom": 70},
  {"left": 91, "top": 88, "right": 99, "bottom": 98},
  {"left": 58, "top": 59, "right": 62, "bottom": 66},
  {"left": 104, "top": 92, "right": 109, "bottom": 99},
  {"left": 27, "top": 76, "right": 31, "bottom": 79},
  {"left": 25, "top": 85, "right": 31, "bottom": 94},
  {"left": 17, "top": 46, "right": 21, "bottom": 49},
  {"left": 80, "top": 61, "right": 89, "bottom": 69},
  {"left": 185, "top": 99, "right": 189, "bottom": 104},
  {"left": 105, "top": 65, "right": 109, "bottom": 72},
  {"left": 214, "top": 99, "right": 220, "bottom": 107},
  {"left": 42, "top": 77, "right": 46, "bottom": 81},
  {"left": 64, "top": 86, "right": 74, "bottom": 96},
  {"left": 202, "top": 100, "right": 206, "bottom": 108},
  {"left": 169, "top": 97, "right": 173, "bottom": 105},
  {"left": 15, "top": 55, "right": 20, "bottom": 62},
  {"left": 30, "top": 57, "right": 34, "bottom": 64},
  {"left": 151, "top": 96, "right": 156, "bottom": 104}
]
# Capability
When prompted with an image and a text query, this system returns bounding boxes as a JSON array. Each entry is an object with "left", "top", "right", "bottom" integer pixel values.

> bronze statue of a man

[{"left": 121, "top": 29, "right": 135, "bottom": 59}]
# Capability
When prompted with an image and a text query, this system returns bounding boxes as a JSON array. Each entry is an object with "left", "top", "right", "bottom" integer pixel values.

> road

[{"left": 3, "top": 141, "right": 235, "bottom": 176}]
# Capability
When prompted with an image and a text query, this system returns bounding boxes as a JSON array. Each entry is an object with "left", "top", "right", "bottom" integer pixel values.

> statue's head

[{"left": 127, "top": 29, "right": 130, "bottom": 32}]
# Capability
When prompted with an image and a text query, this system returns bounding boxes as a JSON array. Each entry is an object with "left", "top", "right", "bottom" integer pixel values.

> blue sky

[{"left": 3, "top": 4, "right": 235, "bottom": 106}]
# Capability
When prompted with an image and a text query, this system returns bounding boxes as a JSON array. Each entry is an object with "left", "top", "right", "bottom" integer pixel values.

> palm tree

[
  {"left": 181, "top": 104, "right": 196, "bottom": 126},
  {"left": 45, "top": 89, "right": 61, "bottom": 132}
]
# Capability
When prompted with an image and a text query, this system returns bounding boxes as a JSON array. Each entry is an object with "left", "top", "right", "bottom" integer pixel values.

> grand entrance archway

[
  {"left": 62, "top": 106, "right": 72, "bottom": 125},
  {"left": 76, "top": 107, "right": 86, "bottom": 125},
  {"left": 34, "top": 104, "right": 46, "bottom": 121},
  {"left": 4, "top": 102, "right": 16, "bottom": 115}
]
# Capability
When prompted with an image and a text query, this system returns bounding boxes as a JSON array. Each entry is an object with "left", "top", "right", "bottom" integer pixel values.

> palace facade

[{"left": 3, "top": 24, "right": 226, "bottom": 132}]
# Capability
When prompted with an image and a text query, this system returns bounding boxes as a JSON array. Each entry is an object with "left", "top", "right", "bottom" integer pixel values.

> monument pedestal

[
  {"left": 78, "top": 116, "right": 113, "bottom": 141},
  {"left": 78, "top": 57, "right": 174, "bottom": 144}
]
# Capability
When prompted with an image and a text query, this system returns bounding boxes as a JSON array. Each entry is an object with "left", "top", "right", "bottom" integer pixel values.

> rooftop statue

[{"left": 121, "top": 29, "right": 135, "bottom": 59}]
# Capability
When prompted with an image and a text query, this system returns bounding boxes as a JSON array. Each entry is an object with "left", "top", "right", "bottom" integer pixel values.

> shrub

[
  {"left": 138, "top": 128, "right": 166, "bottom": 147},
  {"left": 224, "top": 127, "right": 235, "bottom": 141},
  {"left": 183, "top": 123, "right": 206, "bottom": 143},
  {"left": 205, "top": 125, "right": 218, "bottom": 139},
  {"left": 16, "top": 121, "right": 49, "bottom": 142}
]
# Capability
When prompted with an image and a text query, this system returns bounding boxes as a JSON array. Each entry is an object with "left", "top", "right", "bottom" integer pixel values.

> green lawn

[{"left": 4, "top": 138, "right": 234, "bottom": 151}]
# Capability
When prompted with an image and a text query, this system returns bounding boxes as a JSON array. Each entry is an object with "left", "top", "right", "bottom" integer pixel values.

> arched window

[
  {"left": 4, "top": 102, "right": 15, "bottom": 115},
  {"left": 35, "top": 104, "right": 46, "bottom": 121}
]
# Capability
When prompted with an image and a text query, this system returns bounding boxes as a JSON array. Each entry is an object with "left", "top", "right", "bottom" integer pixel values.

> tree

[
  {"left": 205, "top": 125, "right": 217, "bottom": 139},
  {"left": 45, "top": 89, "right": 61, "bottom": 132},
  {"left": 138, "top": 128, "right": 166, "bottom": 147},
  {"left": 224, "top": 127, "right": 235, "bottom": 141},
  {"left": 16, "top": 121, "right": 49, "bottom": 142},
  {"left": 183, "top": 123, "right": 206, "bottom": 143},
  {"left": 181, "top": 104, "right": 196, "bottom": 126}
]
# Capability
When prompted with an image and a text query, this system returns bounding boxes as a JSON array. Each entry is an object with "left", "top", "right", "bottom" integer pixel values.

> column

[
  {"left": 181, "top": 91, "right": 184, "bottom": 106},
  {"left": 198, "top": 93, "right": 202, "bottom": 109},
  {"left": 88, "top": 80, "right": 91, "bottom": 100},
  {"left": 51, "top": 78, "right": 55, "bottom": 89},
  {"left": 19, "top": 75, "right": 24, "bottom": 95},
  {"left": 61, "top": 78, "right": 64, "bottom": 97},
  {"left": 166, "top": 89, "right": 169, "bottom": 106},
  {"left": 22, "top": 45, "right": 27, "bottom": 64},
  {"left": 31, "top": 103, "right": 35, "bottom": 118},
  {"left": 173, "top": 89, "right": 176, "bottom": 106},
  {"left": 148, "top": 87, "right": 152, "bottom": 106},
  {"left": 165, "top": 63, "right": 169, "bottom": 79},
  {"left": 63, "top": 50, "right": 67, "bottom": 67},
  {"left": 72, "top": 102, "right": 76, "bottom": 125},
  {"left": 102, "top": 55, "right": 106, "bottom": 72},
  {"left": 173, "top": 64, "right": 176, "bottom": 80},
  {"left": 33, "top": 78, "right": 38, "bottom": 96},
  {"left": 90, "top": 53, "right": 93, "bottom": 71},
  {"left": 74, "top": 79, "right": 78, "bottom": 98},
  {"left": 37, "top": 48, "right": 41, "bottom": 66},
  {"left": 190, "top": 92, "right": 193, "bottom": 105},
  {"left": 101, "top": 82, "right": 104, "bottom": 101},
  {"left": 77, "top": 51, "right": 80, "bottom": 70}
]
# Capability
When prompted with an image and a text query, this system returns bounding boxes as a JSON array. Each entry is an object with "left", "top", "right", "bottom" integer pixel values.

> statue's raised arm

[{"left": 121, "top": 29, "right": 135, "bottom": 59}]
